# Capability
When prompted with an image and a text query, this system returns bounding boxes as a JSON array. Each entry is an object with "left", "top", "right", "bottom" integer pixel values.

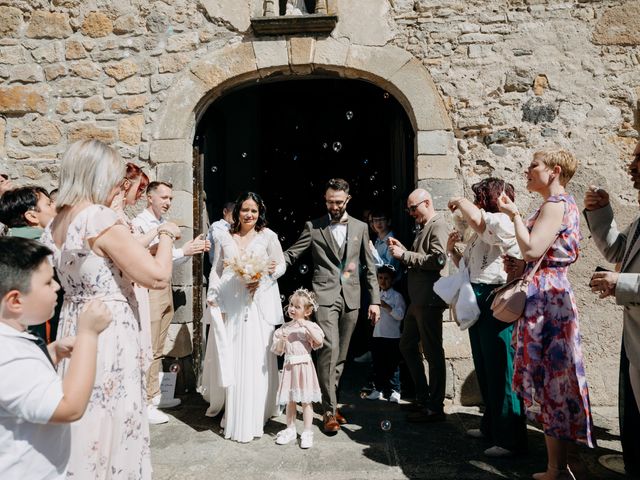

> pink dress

[{"left": 271, "top": 320, "right": 324, "bottom": 404}]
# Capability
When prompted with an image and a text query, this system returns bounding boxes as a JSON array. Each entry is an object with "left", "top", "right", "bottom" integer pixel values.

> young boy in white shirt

[
  {"left": 0, "top": 237, "right": 111, "bottom": 480},
  {"left": 366, "top": 265, "right": 406, "bottom": 403}
]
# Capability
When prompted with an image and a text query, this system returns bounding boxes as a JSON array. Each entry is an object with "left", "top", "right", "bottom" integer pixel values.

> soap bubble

[
  {"left": 360, "top": 391, "right": 368, "bottom": 399},
  {"left": 380, "top": 420, "right": 392, "bottom": 431},
  {"left": 169, "top": 362, "right": 181, "bottom": 374},
  {"left": 211, "top": 166, "right": 218, "bottom": 173},
  {"left": 322, "top": 142, "right": 328, "bottom": 149},
  {"left": 373, "top": 190, "right": 379, "bottom": 196},
  {"left": 293, "top": 154, "right": 298, "bottom": 161},
  {"left": 241, "top": 152, "right": 247, "bottom": 158},
  {"left": 383, "top": 92, "right": 390, "bottom": 99},
  {"left": 345, "top": 111, "right": 354, "bottom": 120},
  {"left": 369, "top": 175, "right": 375, "bottom": 181},
  {"left": 126, "top": 39, "right": 133, "bottom": 46},
  {"left": 299, "top": 264, "right": 309, "bottom": 274},
  {"left": 392, "top": 185, "right": 397, "bottom": 190},
  {"left": 280, "top": 235, "right": 286, "bottom": 242},
  {"left": 332, "top": 141, "right": 342, "bottom": 153},
  {"left": 363, "top": 159, "right": 369, "bottom": 165},
  {"left": 280, "top": 294, "right": 286, "bottom": 302}
]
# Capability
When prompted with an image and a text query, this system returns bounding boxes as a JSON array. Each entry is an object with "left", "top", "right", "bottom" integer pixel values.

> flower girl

[{"left": 271, "top": 289, "right": 325, "bottom": 448}]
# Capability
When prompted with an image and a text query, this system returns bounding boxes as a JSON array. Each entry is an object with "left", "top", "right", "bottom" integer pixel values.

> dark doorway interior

[{"left": 195, "top": 77, "right": 414, "bottom": 296}]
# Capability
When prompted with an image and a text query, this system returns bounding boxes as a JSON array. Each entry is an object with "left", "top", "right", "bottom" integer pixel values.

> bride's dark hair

[{"left": 229, "top": 191, "right": 268, "bottom": 234}]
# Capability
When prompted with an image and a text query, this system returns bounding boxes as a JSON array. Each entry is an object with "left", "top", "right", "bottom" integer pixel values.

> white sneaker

[
  {"left": 466, "top": 428, "right": 485, "bottom": 439},
  {"left": 275, "top": 427, "right": 297, "bottom": 445},
  {"left": 152, "top": 395, "right": 181, "bottom": 409},
  {"left": 300, "top": 430, "right": 313, "bottom": 449},
  {"left": 147, "top": 405, "right": 169, "bottom": 425},
  {"left": 354, "top": 351, "right": 372, "bottom": 363},
  {"left": 366, "top": 390, "right": 383, "bottom": 400},
  {"left": 484, "top": 445, "right": 514, "bottom": 458},
  {"left": 389, "top": 391, "right": 401, "bottom": 403}
]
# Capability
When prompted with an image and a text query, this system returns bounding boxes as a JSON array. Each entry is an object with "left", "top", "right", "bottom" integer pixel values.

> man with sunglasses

[
  {"left": 388, "top": 188, "right": 449, "bottom": 422},
  {"left": 285, "top": 178, "right": 380, "bottom": 433}
]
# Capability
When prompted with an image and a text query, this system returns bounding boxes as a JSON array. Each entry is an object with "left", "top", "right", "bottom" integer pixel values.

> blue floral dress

[{"left": 514, "top": 193, "right": 595, "bottom": 447}]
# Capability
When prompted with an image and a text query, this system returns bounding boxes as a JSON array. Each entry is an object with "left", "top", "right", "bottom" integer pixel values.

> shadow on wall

[{"left": 460, "top": 370, "right": 483, "bottom": 406}]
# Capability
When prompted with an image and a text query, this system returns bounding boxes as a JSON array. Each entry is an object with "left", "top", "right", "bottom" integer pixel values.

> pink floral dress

[
  {"left": 271, "top": 320, "right": 324, "bottom": 405},
  {"left": 41, "top": 205, "right": 151, "bottom": 479},
  {"left": 514, "top": 193, "right": 594, "bottom": 447}
]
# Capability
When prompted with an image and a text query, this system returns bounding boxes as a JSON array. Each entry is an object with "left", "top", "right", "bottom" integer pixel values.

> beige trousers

[{"left": 146, "top": 285, "right": 174, "bottom": 403}]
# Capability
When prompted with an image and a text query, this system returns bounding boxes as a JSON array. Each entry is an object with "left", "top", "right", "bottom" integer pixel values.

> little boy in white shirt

[
  {"left": 366, "top": 265, "right": 406, "bottom": 403},
  {"left": 0, "top": 237, "right": 111, "bottom": 480}
]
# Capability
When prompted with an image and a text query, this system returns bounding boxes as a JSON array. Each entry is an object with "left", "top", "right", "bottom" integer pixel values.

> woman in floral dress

[
  {"left": 499, "top": 149, "right": 594, "bottom": 480},
  {"left": 42, "top": 140, "right": 180, "bottom": 479}
]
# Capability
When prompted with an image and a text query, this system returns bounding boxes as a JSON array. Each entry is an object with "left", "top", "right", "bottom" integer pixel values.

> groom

[{"left": 285, "top": 178, "right": 380, "bottom": 433}]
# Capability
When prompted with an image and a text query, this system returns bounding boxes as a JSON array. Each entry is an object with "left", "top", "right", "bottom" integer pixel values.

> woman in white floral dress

[{"left": 41, "top": 140, "right": 180, "bottom": 479}]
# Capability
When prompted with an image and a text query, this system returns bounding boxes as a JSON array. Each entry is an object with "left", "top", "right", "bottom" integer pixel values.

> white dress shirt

[
  {"left": 373, "top": 287, "right": 406, "bottom": 338},
  {"left": 328, "top": 214, "right": 347, "bottom": 248},
  {"left": 206, "top": 218, "right": 230, "bottom": 264},
  {"left": 131, "top": 208, "right": 189, "bottom": 266}
]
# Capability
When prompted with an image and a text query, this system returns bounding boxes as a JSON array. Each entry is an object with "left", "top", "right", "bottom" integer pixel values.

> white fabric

[
  {"left": 0, "top": 324, "right": 69, "bottom": 480},
  {"left": 207, "top": 218, "right": 230, "bottom": 264},
  {"left": 328, "top": 214, "right": 347, "bottom": 248},
  {"left": 433, "top": 259, "right": 480, "bottom": 330},
  {"left": 201, "top": 228, "right": 285, "bottom": 442},
  {"left": 132, "top": 208, "right": 188, "bottom": 266},
  {"left": 373, "top": 288, "right": 406, "bottom": 338},
  {"left": 463, "top": 210, "right": 520, "bottom": 284},
  {"left": 284, "top": 353, "right": 312, "bottom": 364}
]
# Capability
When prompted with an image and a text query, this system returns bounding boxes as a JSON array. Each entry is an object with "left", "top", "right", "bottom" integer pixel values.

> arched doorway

[{"left": 195, "top": 77, "right": 415, "bottom": 294}]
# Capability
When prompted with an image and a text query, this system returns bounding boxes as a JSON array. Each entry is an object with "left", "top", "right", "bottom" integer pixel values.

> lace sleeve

[{"left": 270, "top": 327, "right": 287, "bottom": 355}]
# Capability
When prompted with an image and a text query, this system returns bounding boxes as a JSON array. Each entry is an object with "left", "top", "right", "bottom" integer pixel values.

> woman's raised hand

[
  {"left": 447, "top": 197, "right": 464, "bottom": 213},
  {"left": 497, "top": 193, "right": 518, "bottom": 219}
]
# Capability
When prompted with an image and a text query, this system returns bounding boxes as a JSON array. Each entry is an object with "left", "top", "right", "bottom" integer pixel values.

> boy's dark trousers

[{"left": 371, "top": 336, "right": 401, "bottom": 396}]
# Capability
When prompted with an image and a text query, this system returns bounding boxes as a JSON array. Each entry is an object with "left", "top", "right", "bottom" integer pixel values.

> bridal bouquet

[{"left": 225, "top": 252, "right": 270, "bottom": 286}]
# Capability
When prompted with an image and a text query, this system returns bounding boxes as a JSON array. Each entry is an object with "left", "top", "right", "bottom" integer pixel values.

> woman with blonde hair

[
  {"left": 41, "top": 139, "right": 180, "bottom": 479},
  {"left": 499, "top": 149, "right": 594, "bottom": 480}
]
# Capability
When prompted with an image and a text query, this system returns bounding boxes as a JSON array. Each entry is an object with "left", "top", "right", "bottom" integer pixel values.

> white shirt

[
  {"left": 206, "top": 218, "right": 230, "bottom": 264},
  {"left": 373, "top": 288, "right": 406, "bottom": 338},
  {"left": 328, "top": 214, "right": 347, "bottom": 249},
  {"left": 0, "top": 323, "right": 69, "bottom": 480},
  {"left": 132, "top": 208, "right": 189, "bottom": 266},
  {"left": 463, "top": 210, "right": 521, "bottom": 284}
]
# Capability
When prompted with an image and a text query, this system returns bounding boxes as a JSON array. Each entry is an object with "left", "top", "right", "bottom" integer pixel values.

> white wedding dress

[{"left": 201, "top": 227, "right": 285, "bottom": 443}]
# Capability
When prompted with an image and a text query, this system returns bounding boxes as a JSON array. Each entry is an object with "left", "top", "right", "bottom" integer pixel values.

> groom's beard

[{"left": 329, "top": 206, "right": 348, "bottom": 221}]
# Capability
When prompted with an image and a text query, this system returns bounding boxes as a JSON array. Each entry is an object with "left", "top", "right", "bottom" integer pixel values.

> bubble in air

[
  {"left": 345, "top": 111, "right": 354, "bottom": 120},
  {"left": 332, "top": 141, "right": 342, "bottom": 153},
  {"left": 392, "top": 185, "right": 397, "bottom": 190},
  {"left": 383, "top": 92, "right": 390, "bottom": 99},
  {"left": 380, "top": 420, "right": 392, "bottom": 431},
  {"left": 166, "top": 25, "right": 174, "bottom": 35},
  {"left": 280, "top": 294, "right": 286, "bottom": 302},
  {"left": 299, "top": 264, "right": 309, "bottom": 274},
  {"left": 169, "top": 362, "right": 180, "bottom": 374},
  {"left": 280, "top": 236, "right": 286, "bottom": 242},
  {"left": 241, "top": 152, "right": 247, "bottom": 158},
  {"left": 322, "top": 142, "right": 328, "bottom": 149},
  {"left": 211, "top": 166, "right": 218, "bottom": 173},
  {"left": 369, "top": 175, "right": 375, "bottom": 181},
  {"left": 373, "top": 190, "right": 379, "bottom": 196},
  {"left": 360, "top": 391, "right": 368, "bottom": 399},
  {"left": 363, "top": 159, "right": 369, "bottom": 165}
]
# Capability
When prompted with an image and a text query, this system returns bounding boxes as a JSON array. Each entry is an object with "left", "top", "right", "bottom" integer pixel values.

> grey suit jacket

[
  {"left": 401, "top": 213, "right": 448, "bottom": 307},
  {"left": 584, "top": 204, "right": 640, "bottom": 369},
  {"left": 284, "top": 215, "right": 380, "bottom": 309}
]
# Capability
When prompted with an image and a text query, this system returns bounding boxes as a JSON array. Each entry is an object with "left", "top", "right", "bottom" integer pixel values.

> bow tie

[{"left": 330, "top": 218, "right": 348, "bottom": 225}]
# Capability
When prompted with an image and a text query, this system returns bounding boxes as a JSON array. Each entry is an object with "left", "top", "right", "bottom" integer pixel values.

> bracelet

[
  {"left": 158, "top": 229, "right": 176, "bottom": 241},
  {"left": 510, "top": 211, "right": 521, "bottom": 221}
]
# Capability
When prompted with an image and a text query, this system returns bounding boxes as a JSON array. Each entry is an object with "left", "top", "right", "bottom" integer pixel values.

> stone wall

[{"left": 1, "top": 0, "right": 638, "bottom": 405}]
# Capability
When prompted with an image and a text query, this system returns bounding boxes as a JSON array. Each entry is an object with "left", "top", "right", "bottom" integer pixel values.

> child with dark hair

[
  {"left": 0, "top": 186, "right": 56, "bottom": 239},
  {"left": 0, "top": 237, "right": 111, "bottom": 480}
]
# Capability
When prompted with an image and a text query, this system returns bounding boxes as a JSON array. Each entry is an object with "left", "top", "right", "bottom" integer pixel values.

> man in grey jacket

[
  {"left": 285, "top": 178, "right": 380, "bottom": 433},
  {"left": 584, "top": 140, "right": 640, "bottom": 476},
  {"left": 389, "top": 188, "right": 448, "bottom": 422}
]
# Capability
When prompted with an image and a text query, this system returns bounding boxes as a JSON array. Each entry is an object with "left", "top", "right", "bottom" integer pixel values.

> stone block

[
  {"left": 0, "top": 6, "right": 22, "bottom": 37},
  {"left": 32, "top": 42, "right": 65, "bottom": 63},
  {"left": 389, "top": 58, "right": 452, "bottom": 131},
  {"left": 171, "top": 254, "right": 195, "bottom": 286},
  {"left": 18, "top": 117, "right": 62, "bottom": 146},
  {"left": 0, "top": 117, "right": 6, "bottom": 156},
  {"left": 150, "top": 73, "right": 173, "bottom": 93},
  {"left": 166, "top": 32, "right": 199, "bottom": 53},
  {"left": 158, "top": 53, "right": 191, "bottom": 74},
  {"left": 190, "top": 42, "right": 257, "bottom": 90},
  {"left": 163, "top": 319, "right": 193, "bottom": 357},
  {"left": 115, "top": 77, "right": 148, "bottom": 95},
  {"left": 253, "top": 39, "right": 289, "bottom": 77},
  {"left": 156, "top": 162, "right": 193, "bottom": 194},
  {"left": 104, "top": 59, "right": 138, "bottom": 80},
  {"left": 9, "top": 64, "right": 44, "bottom": 84},
  {"left": 457, "top": 33, "right": 501, "bottom": 44},
  {"left": 199, "top": 0, "right": 251, "bottom": 32},
  {"left": 313, "top": 36, "right": 349, "bottom": 69},
  {"left": 113, "top": 13, "right": 139, "bottom": 35},
  {"left": 68, "top": 122, "right": 116, "bottom": 143},
  {"left": 417, "top": 154, "right": 457, "bottom": 179},
  {"left": 69, "top": 60, "right": 101, "bottom": 80},
  {"left": 288, "top": 37, "right": 314, "bottom": 73},
  {"left": 334, "top": 0, "right": 393, "bottom": 46},
  {"left": 417, "top": 178, "right": 461, "bottom": 210},
  {"left": 467, "top": 44, "right": 492, "bottom": 59},
  {"left": 592, "top": 1, "right": 640, "bottom": 46},
  {"left": 118, "top": 114, "right": 145, "bottom": 145},
  {"left": 449, "top": 356, "right": 482, "bottom": 406},
  {"left": 153, "top": 73, "right": 207, "bottom": 140},
  {"left": 417, "top": 130, "right": 456, "bottom": 155},
  {"left": 521, "top": 97, "right": 558, "bottom": 124},
  {"left": 54, "top": 78, "right": 99, "bottom": 97},
  {"left": 0, "top": 45, "right": 25, "bottom": 65},
  {"left": 26, "top": 11, "right": 72, "bottom": 39},
  {"left": 0, "top": 85, "right": 47, "bottom": 114},
  {"left": 110, "top": 94, "right": 148, "bottom": 113},
  {"left": 81, "top": 11, "right": 113, "bottom": 38},
  {"left": 65, "top": 39, "right": 87, "bottom": 60},
  {"left": 344, "top": 44, "right": 413, "bottom": 84},
  {"left": 150, "top": 138, "right": 192, "bottom": 164},
  {"left": 83, "top": 95, "right": 105, "bottom": 113},
  {"left": 167, "top": 190, "right": 194, "bottom": 229}
]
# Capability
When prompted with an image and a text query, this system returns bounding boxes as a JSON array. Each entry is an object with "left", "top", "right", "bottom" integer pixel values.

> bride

[{"left": 201, "top": 192, "right": 285, "bottom": 443}]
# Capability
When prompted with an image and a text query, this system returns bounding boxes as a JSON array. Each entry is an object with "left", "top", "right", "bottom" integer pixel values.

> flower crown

[{"left": 291, "top": 288, "right": 319, "bottom": 312}]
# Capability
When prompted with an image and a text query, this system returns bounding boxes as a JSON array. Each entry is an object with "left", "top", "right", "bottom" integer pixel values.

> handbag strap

[{"left": 523, "top": 232, "right": 559, "bottom": 282}]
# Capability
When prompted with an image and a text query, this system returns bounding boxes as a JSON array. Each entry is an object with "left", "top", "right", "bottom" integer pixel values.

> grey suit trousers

[{"left": 316, "top": 294, "right": 359, "bottom": 414}]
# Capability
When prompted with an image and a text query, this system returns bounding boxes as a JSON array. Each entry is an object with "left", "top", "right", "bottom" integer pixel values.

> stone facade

[{"left": 1, "top": 0, "right": 639, "bottom": 405}]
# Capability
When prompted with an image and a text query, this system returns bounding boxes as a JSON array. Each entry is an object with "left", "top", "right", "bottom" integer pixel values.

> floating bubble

[
  {"left": 383, "top": 92, "right": 390, "bottom": 99},
  {"left": 283, "top": 216, "right": 288, "bottom": 221},
  {"left": 241, "top": 152, "right": 247, "bottom": 158},
  {"left": 346, "top": 111, "right": 354, "bottom": 120},
  {"left": 363, "top": 159, "right": 369, "bottom": 165},
  {"left": 211, "top": 166, "right": 218, "bottom": 173},
  {"left": 169, "top": 362, "right": 181, "bottom": 374},
  {"left": 369, "top": 175, "right": 376, "bottom": 181},
  {"left": 280, "top": 294, "right": 286, "bottom": 303},
  {"left": 278, "top": 208, "right": 283, "bottom": 213},
  {"left": 126, "top": 39, "right": 133, "bottom": 46},
  {"left": 280, "top": 236, "right": 286, "bottom": 242},
  {"left": 332, "top": 141, "right": 342, "bottom": 153},
  {"left": 322, "top": 142, "right": 328, "bottom": 149},
  {"left": 360, "top": 391, "right": 368, "bottom": 399},
  {"left": 392, "top": 185, "right": 397, "bottom": 190},
  {"left": 373, "top": 190, "right": 379, "bottom": 196},
  {"left": 123, "top": 51, "right": 130, "bottom": 58},
  {"left": 380, "top": 420, "right": 392, "bottom": 431},
  {"left": 299, "top": 264, "right": 309, "bottom": 274},
  {"left": 158, "top": 41, "right": 166, "bottom": 50},
  {"left": 293, "top": 154, "right": 298, "bottom": 161}
]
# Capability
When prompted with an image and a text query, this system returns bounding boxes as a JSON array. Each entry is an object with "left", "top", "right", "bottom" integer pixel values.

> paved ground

[{"left": 151, "top": 363, "right": 628, "bottom": 480}]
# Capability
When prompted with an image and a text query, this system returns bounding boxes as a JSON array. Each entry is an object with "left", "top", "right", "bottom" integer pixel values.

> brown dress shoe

[
  {"left": 335, "top": 410, "right": 347, "bottom": 425},
  {"left": 323, "top": 413, "right": 341, "bottom": 433}
]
